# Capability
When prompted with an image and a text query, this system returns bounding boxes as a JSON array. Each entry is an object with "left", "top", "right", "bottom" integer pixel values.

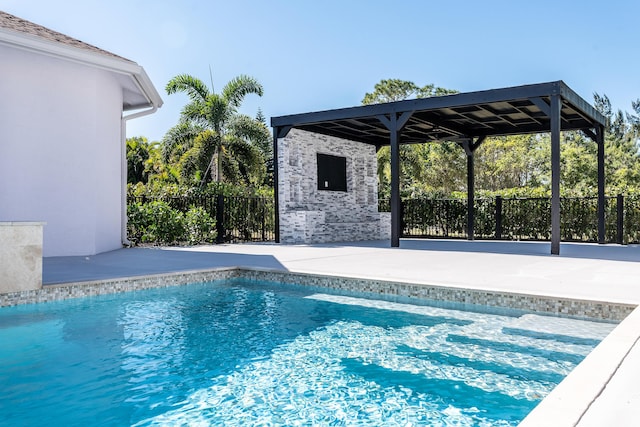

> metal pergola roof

[
  {"left": 272, "top": 81, "right": 605, "bottom": 146},
  {"left": 271, "top": 81, "right": 607, "bottom": 255}
]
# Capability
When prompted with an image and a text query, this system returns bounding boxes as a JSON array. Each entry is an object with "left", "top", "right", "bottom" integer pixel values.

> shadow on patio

[{"left": 43, "top": 247, "right": 287, "bottom": 285}]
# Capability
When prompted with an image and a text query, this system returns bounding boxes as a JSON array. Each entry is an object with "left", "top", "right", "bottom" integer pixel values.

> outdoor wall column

[
  {"left": 550, "top": 94, "right": 562, "bottom": 255},
  {"left": 597, "top": 125, "right": 606, "bottom": 244}
]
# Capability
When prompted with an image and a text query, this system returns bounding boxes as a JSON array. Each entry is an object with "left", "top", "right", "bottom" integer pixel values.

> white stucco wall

[{"left": 0, "top": 45, "right": 124, "bottom": 256}]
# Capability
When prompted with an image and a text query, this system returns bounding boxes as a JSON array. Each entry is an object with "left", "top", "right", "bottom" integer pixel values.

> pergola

[{"left": 271, "top": 81, "right": 607, "bottom": 255}]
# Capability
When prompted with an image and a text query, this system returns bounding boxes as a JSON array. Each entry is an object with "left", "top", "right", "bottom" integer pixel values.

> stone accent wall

[
  {"left": 0, "top": 222, "right": 44, "bottom": 293},
  {"left": 277, "top": 129, "right": 390, "bottom": 243}
]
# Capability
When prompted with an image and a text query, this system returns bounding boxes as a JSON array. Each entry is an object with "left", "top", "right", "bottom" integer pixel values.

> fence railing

[
  {"left": 381, "top": 195, "right": 640, "bottom": 244},
  {"left": 129, "top": 194, "right": 640, "bottom": 245},
  {"left": 130, "top": 194, "right": 275, "bottom": 243}
]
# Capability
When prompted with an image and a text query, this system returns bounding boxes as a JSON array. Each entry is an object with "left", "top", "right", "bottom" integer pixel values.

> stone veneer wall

[
  {"left": 277, "top": 129, "right": 390, "bottom": 244},
  {"left": 0, "top": 222, "right": 44, "bottom": 293}
]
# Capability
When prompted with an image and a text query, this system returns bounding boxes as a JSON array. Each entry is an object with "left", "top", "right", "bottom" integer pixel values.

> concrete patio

[
  {"left": 44, "top": 239, "right": 640, "bottom": 304},
  {"left": 40, "top": 239, "right": 640, "bottom": 427}
]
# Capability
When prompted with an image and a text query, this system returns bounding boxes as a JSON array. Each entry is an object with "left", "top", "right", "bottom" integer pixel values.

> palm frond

[
  {"left": 166, "top": 74, "right": 210, "bottom": 102},
  {"left": 222, "top": 75, "right": 263, "bottom": 109},
  {"left": 180, "top": 100, "right": 207, "bottom": 122},
  {"left": 224, "top": 135, "right": 265, "bottom": 183},
  {"left": 228, "top": 114, "right": 271, "bottom": 152},
  {"left": 205, "top": 94, "right": 232, "bottom": 132},
  {"left": 161, "top": 122, "right": 203, "bottom": 162}
]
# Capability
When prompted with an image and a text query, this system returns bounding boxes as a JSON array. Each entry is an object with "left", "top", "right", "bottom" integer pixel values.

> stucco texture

[{"left": 0, "top": 45, "right": 123, "bottom": 256}]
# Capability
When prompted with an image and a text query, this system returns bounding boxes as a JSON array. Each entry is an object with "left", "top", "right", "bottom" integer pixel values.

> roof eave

[{"left": 0, "top": 27, "right": 163, "bottom": 110}]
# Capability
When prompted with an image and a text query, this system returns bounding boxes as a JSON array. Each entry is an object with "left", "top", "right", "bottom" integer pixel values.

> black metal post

[
  {"left": 261, "top": 200, "right": 266, "bottom": 241},
  {"left": 390, "top": 114, "right": 401, "bottom": 247},
  {"left": 467, "top": 152, "right": 475, "bottom": 240},
  {"left": 216, "top": 194, "right": 225, "bottom": 244},
  {"left": 377, "top": 111, "right": 413, "bottom": 248},
  {"left": 617, "top": 194, "right": 624, "bottom": 245},
  {"left": 550, "top": 94, "right": 561, "bottom": 255},
  {"left": 272, "top": 127, "right": 280, "bottom": 243},
  {"left": 400, "top": 199, "right": 405, "bottom": 238},
  {"left": 597, "top": 125, "right": 606, "bottom": 244},
  {"left": 495, "top": 196, "right": 503, "bottom": 240}
]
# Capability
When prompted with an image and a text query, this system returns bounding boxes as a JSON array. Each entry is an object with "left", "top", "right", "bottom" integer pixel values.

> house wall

[
  {"left": 0, "top": 45, "right": 124, "bottom": 256},
  {"left": 277, "top": 129, "right": 390, "bottom": 243}
]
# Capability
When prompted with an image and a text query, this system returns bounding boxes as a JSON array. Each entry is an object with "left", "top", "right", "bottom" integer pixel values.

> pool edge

[
  {"left": 518, "top": 305, "right": 640, "bottom": 427},
  {"left": 1, "top": 266, "right": 634, "bottom": 321}
]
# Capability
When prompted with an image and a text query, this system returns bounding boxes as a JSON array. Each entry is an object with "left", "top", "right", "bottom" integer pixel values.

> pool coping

[{"left": 1, "top": 265, "right": 638, "bottom": 427}]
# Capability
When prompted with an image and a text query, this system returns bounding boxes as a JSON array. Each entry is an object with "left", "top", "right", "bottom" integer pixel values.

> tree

[
  {"left": 362, "top": 79, "right": 457, "bottom": 104},
  {"left": 591, "top": 93, "right": 640, "bottom": 193},
  {"left": 163, "top": 74, "right": 269, "bottom": 186},
  {"left": 472, "top": 134, "right": 549, "bottom": 193},
  {"left": 254, "top": 108, "right": 274, "bottom": 186},
  {"left": 126, "top": 136, "right": 152, "bottom": 184},
  {"left": 363, "top": 79, "right": 459, "bottom": 197}
]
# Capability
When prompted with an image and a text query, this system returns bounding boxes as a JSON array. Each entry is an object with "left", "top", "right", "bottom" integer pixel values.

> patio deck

[{"left": 40, "top": 239, "right": 640, "bottom": 426}]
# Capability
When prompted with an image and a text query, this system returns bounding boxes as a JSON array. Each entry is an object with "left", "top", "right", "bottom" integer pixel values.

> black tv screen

[{"left": 317, "top": 153, "right": 347, "bottom": 192}]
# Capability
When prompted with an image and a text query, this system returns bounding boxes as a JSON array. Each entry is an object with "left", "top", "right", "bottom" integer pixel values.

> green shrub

[
  {"left": 126, "top": 202, "right": 147, "bottom": 244},
  {"left": 127, "top": 201, "right": 185, "bottom": 245},
  {"left": 142, "top": 201, "right": 185, "bottom": 244},
  {"left": 127, "top": 202, "right": 218, "bottom": 245},
  {"left": 185, "top": 206, "right": 217, "bottom": 245}
]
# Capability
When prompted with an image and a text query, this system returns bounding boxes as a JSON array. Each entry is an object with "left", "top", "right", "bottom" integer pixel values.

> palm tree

[{"left": 163, "top": 74, "right": 270, "bottom": 186}]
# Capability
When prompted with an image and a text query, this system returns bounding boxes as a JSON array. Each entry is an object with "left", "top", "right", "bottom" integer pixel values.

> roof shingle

[{"left": 0, "top": 10, "right": 132, "bottom": 62}]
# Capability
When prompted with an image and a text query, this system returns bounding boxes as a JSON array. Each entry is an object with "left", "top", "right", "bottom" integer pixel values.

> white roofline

[{"left": 0, "top": 26, "right": 163, "bottom": 109}]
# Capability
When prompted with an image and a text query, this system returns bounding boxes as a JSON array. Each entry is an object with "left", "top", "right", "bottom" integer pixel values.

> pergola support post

[
  {"left": 597, "top": 125, "right": 606, "bottom": 244},
  {"left": 272, "top": 125, "right": 292, "bottom": 244},
  {"left": 461, "top": 140, "right": 475, "bottom": 241},
  {"left": 272, "top": 127, "right": 280, "bottom": 243},
  {"left": 467, "top": 153, "right": 474, "bottom": 240},
  {"left": 461, "top": 137, "right": 485, "bottom": 241},
  {"left": 390, "top": 115, "right": 401, "bottom": 247},
  {"left": 377, "top": 111, "right": 414, "bottom": 247},
  {"left": 550, "top": 94, "right": 562, "bottom": 255}
]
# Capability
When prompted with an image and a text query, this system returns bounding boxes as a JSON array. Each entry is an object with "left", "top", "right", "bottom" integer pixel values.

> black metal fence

[
  {"left": 130, "top": 194, "right": 640, "bottom": 245},
  {"left": 130, "top": 195, "right": 275, "bottom": 243},
  {"left": 382, "top": 195, "right": 640, "bottom": 244}
]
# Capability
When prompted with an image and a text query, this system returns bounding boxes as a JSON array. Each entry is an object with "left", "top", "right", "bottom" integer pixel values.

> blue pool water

[{"left": 0, "top": 280, "right": 615, "bottom": 426}]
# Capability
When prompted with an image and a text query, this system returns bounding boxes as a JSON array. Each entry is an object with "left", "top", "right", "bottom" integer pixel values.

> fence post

[
  {"left": 216, "top": 194, "right": 225, "bottom": 244},
  {"left": 400, "top": 200, "right": 405, "bottom": 238},
  {"left": 617, "top": 194, "right": 624, "bottom": 245},
  {"left": 495, "top": 196, "right": 503, "bottom": 240},
  {"left": 261, "top": 199, "right": 266, "bottom": 241}
]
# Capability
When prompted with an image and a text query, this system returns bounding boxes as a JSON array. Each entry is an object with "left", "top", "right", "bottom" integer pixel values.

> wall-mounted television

[{"left": 317, "top": 153, "right": 347, "bottom": 192}]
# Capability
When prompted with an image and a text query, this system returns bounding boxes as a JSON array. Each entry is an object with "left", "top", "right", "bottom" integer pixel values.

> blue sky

[{"left": 3, "top": 0, "right": 639, "bottom": 142}]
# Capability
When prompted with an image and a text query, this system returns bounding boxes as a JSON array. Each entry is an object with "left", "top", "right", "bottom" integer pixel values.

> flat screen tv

[{"left": 317, "top": 153, "right": 347, "bottom": 192}]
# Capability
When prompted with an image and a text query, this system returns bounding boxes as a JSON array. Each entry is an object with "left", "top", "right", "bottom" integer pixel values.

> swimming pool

[{"left": 0, "top": 279, "right": 615, "bottom": 426}]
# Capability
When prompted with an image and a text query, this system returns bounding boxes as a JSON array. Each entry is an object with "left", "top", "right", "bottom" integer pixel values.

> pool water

[{"left": 0, "top": 279, "right": 615, "bottom": 426}]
